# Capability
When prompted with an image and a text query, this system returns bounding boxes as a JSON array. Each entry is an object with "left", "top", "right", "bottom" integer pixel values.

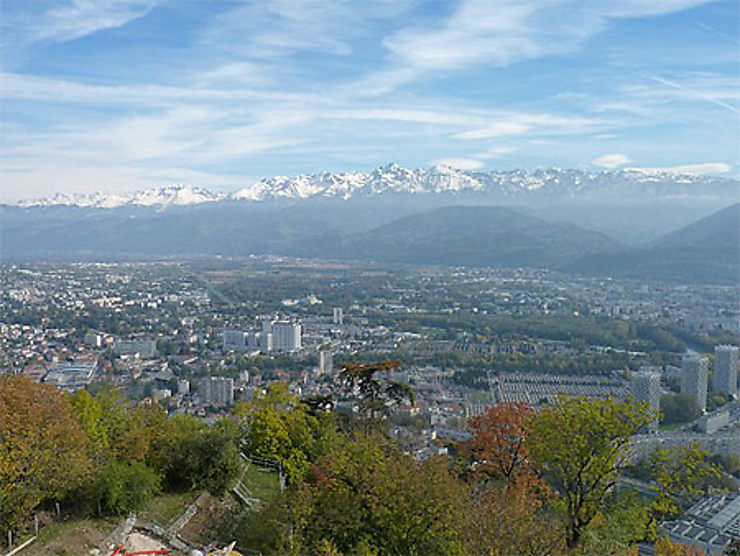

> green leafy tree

[
  {"left": 157, "top": 416, "right": 240, "bottom": 495},
  {"left": 235, "top": 384, "right": 336, "bottom": 484},
  {"left": 579, "top": 491, "right": 650, "bottom": 555},
  {"left": 528, "top": 396, "right": 652, "bottom": 548},
  {"left": 94, "top": 460, "right": 161, "bottom": 516},
  {"left": 239, "top": 433, "right": 468, "bottom": 555},
  {"left": 660, "top": 394, "right": 702, "bottom": 425},
  {"left": 70, "top": 389, "right": 109, "bottom": 460},
  {"left": 646, "top": 443, "right": 721, "bottom": 537}
]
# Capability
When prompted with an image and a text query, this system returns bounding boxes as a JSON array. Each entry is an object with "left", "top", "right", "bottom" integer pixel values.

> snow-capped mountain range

[{"left": 14, "top": 164, "right": 736, "bottom": 208}]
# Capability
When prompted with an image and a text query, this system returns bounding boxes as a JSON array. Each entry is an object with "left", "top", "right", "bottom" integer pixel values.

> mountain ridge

[{"left": 11, "top": 164, "right": 738, "bottom": 208}]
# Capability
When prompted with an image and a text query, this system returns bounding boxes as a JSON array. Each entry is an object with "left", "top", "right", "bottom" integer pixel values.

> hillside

[
  {"left": 567, "top": 203, "right": 739, "bottom": 284},
  {"left": 652, "top": 203, "right": 739, "bottom": 248},
  {"left": 321, "top": 206, "right": 622, "bottom": 268}
]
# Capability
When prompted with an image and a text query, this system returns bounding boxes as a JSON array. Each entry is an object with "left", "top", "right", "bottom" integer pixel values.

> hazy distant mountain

[
  {"left": 317, "top": 206, "right": 622, "bottom": 268},
  {"left": 2, "top": 199, "right": 737, "bottom": 284},
  {"left": 567, "top": 203, "right": 739, "bottom": 284},
  {"left": 11, "top": 164, "right": 738, "bottom": 208},
  {"left": 651, "top": 203, "right": 739, "bottom": 249},
  {"left": 17, "top": 185, "right": 225, "bottom": 209}
]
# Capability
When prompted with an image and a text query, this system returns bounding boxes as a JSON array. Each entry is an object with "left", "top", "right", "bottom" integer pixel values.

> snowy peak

[
  {"left": 18, "top": 184, "right": 225, "bottom": 208},
  {"left": 13, "top": 165, "right": 737, "bottom": 208}
]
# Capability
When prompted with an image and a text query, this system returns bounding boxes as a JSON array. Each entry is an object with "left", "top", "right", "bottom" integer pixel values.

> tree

[
  {"left": 578, "top": 491, "right": 650, "bottom": 555},
  {"left": 0, "top": 376, "right": 90, "bottom": 534},
  {"left": 70, "top": 389, "right": 109, "bottom": 460},
  {"left": 94, "top": 460, "right": 161, "bottom": 516},
  {"left": 660, "top": 394, "right": 702, "bottom": 425},
  {"left": 465, "top": 482, "right": 563, "bottom": 556},
  {"left": 654, "top": 537, "right": 707, "bottom": 555},
  {"left": 157, "top": 416, "right": 241, "bottom": 495},
  {"left": 238, "top": 433, "right": 468, "bottom": 555},
  {"left": 646, "top": 443, "right": 721, "bottom": 536},
  {"left": 339, "top": 360, "right": 415, "bottom": 422},
  {"left": 235, "top": 384, "right": 336, "bottom": 484},
  {"left": 528, "top": 396, "right": 652, "bottom": 548},
  {"left": 466, "top": 402, "right": 535, "bottom": 487}
]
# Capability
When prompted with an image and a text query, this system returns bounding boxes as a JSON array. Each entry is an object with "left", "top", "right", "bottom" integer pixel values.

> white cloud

[
  {"left": 454, "top": 113, "right": 602, "bottom": 140},
  {"left": 202, "top": 0, "right": 415, "bottom": 58},
  {"left": 432, "top": 157, "right": 484, "bottom": 170},
  {"left": 629, "top": 162, "right": 732, "bottom": 175},
  {"left": 382, "top": 0, "right": 714, "bottom": 76},
  {"left": 454, "top": 122, "right": 531, "bottom": 140},
  {"left": 474, "top": 146, "right": 517, "bottom": 159},
  {"left": 39, "top": 0, "right": 160, "bottom": 42},
  {"left": 592, "top": 153, "right": 631, "bottom": 169},
  {"left": 1, "top": 0, "right": 162, "bottom": 62}
]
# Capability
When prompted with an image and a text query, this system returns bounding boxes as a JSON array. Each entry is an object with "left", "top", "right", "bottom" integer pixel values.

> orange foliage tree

[
  {"left": 466, "top": 402, "right": 539, "bottom": 488},
  {"left": 0, "top": 375, "right": 90, "bottom": 535}
]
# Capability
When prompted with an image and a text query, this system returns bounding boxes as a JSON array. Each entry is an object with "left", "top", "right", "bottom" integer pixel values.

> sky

[{"left": 1, "top": 0, "right": 739, "bottom": 201}]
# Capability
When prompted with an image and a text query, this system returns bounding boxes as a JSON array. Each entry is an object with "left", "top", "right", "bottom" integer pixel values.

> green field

[{"left": 242, "top": 464, "right": 281, "bottom": 501}]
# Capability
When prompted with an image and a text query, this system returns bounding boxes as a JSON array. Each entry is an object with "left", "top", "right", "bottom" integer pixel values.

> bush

[
  {"left": 95, "top": 460, "right": 161, "bottom": 516},
  {"left": 161, "top": 420, "right": 241, "bottom": 495}
]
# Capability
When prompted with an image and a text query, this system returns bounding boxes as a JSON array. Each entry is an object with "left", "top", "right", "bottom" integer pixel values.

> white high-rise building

[
  {"left": 681, "top": 355, "right": 709, "bottom": 412},
  {"left": 177, "top": 379, "right": 190, "bottom": 395},
  {"left": 333, "top": 307, "right": 343, "bottom": 326},
  {"left": 319, "top": 350, "right": 333, "bottom": 374},
  {"left": 199, "top": 376, "right": 234, "bottom": 406},
  {"left": 713, "top": 345, "right": 738, "bottom": 397},
  {"left": 271, "top": 321, "right": 302, "bottom": 352},
  {"left": 260, "top": 331, "right": 273, "bottom": 352},
  {"left": 631, "top": 367, "right": 661, "bottom": 433}
]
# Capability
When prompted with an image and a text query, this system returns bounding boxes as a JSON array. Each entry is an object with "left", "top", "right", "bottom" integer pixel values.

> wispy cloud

[
  {"left": 1, "top": 0, "right": 162, "bottom": 65},
  {"left": 202, "top": 0, "right": 414, "bottom": 58},
  {"left": 453, "top": 114, "right": 603, "bottom": 141},
  {"left": 378, "top": 0, "right": 716, "bottom": 84},
  {"left": 1, "top": 0, "right": 736, "bottom": 199},
  {"left": 642, "top": 74, "right": 740, "bottom": 115},
  {"left": 432, "top": 157, "right": 485, "bottom": 170},
  {"left": 592, "top": 153, "right": 631, "bottom": 169}
]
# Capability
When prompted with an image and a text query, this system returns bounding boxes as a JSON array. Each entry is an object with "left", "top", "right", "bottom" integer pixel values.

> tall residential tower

[
  {"left": 631, "top": 367, "right": 661, "bottom": 433},
  {"left": 681, "top": 355, "right": 708, "bottom": 412},
  {"left": 712, "top": 345, "right": 738, "bottom": 398}
]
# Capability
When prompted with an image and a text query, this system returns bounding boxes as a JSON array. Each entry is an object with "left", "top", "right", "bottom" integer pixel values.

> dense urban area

[{"left": 1, "top": 258, "right": 738, "bottom": 555}]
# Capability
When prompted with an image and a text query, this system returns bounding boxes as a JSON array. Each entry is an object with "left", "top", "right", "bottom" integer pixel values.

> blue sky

[{"left": 1, "top": 0, "right": 738, "bottom": 200}]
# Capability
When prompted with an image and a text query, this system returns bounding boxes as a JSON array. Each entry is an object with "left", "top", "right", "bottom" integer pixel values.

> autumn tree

[
  {"left": 466, "top": 402, "right": 535, "bottom": 486},
  {"left": 528, "top": 395, "right": 652, "bottom": 548},
  {"left": 0, "top": 376, "right": 90, "bottom": 534},
  {"left": 654, "top": 537, "right": 707, "bottom": 555},
  {"left": 465, "top": 482, "right": 564, "bottom": 556},
  {"left": 464, "top": 402, "right": 559, "bottom": 555}
]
